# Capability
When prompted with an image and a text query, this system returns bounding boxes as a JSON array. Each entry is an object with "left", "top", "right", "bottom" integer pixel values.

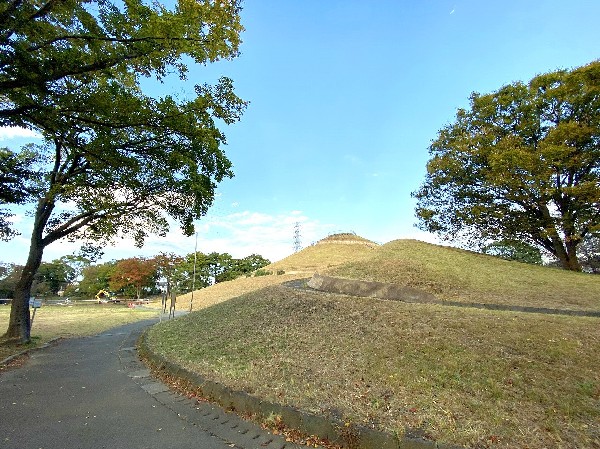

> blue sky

[{"left": 1, "top": 0, "right": 600, "bottom": 265}]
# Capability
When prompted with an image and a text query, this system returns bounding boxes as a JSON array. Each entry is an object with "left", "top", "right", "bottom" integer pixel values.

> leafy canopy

[
  {"left": 0, "top": 0, "right": 247, "bottom": 247},
  {"left": 413, "top": 60, "right": 600, "bottom": 271},
  {"left": 109, "top": 257, "right": 156, "bottom": 299},
  {"left": 0, "top": 0, "right": 245, "bottom": 240},
  {"left": 1, "top": 0, "right": 246, "bottom": 343},
  {"left": 0, "top": 0, "right": 243, "bottom": 125}
]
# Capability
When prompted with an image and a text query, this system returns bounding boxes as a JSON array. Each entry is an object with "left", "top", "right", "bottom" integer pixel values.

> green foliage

[
  {"left": 254, "top": 269, "right": 272, "bottom": 277},
  {"left": 171, "top": 251, "right": 272, "bottom": 290},
  {"left": 0, "top": 0, "right": 243, "bottom": 126},
  {"left": 0, "top": 263, "right": 22, "bottom": 298},
  {"left": 1, "top": 0, "right": 246, "bottom": 252},
  {"left": 76, "top": 261, "right": 117, "bottom": 297},
  {"left": 33, "top": 258, "right": 77, "bottom": 296},
  {"left": 234, "top": 254, "right": 272, "bottom": 274},
  {"left": 2, "top": 259, "right": 75, "bottom": 298},
  {"left": 0, "top": 147, "right": 41, "bottom": 239},
  {"left": 413, "top": 60, "right": 600, "bottom": 271},
  {"left": 482, "top": 240, "right": 543, "bottom": 265},
  {"left": 1, "top": 0, "right": 246, "bottom": 342},
  {"left": 152, "top": 252, "right": 184, "bottom": 294}
]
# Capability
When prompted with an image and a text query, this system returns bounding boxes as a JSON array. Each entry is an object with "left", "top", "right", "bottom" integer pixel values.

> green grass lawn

[{"left": 0, "top": 303, "right": 158, "bottom": 362}]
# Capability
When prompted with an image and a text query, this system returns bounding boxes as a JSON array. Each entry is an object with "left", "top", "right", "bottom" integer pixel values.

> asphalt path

[{"left": 0, "top": 318, "right": 303, "bottom": 449}]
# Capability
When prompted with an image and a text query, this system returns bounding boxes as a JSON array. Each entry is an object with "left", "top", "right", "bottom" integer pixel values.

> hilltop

[{"left": 178, "top": 233, "right": 378, "bottom": 310}]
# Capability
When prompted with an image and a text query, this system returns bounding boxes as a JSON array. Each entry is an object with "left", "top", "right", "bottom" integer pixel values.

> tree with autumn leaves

[
  {"left": 108, "top": 258, "right": 157, "bottom": 300},
  {"left": 59, "top": 252, "right": 272, "bottom": 300}
]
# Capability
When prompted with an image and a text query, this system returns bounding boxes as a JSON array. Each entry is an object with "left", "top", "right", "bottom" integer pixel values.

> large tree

[
  {"left": 76, "top": 261, "right": 116, "bottom": 298},
  {"left": 152, "top": 252, "right": 184, "bottom": 295},
  {"left": 1, "top": 0, "right": 246, "bottom": 343},
  {"left": 413, "top": 61, "right": 600, "bottom": 271}
]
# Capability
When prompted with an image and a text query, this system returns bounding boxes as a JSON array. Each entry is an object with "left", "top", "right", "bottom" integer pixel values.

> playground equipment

[{"left": 95, "top": 290, "right": 118, "bottom": 303}]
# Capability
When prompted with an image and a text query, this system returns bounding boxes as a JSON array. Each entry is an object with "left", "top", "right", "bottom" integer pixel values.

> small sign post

[{"left": 29, "top": 297, "right": 42, "bottom": 327}]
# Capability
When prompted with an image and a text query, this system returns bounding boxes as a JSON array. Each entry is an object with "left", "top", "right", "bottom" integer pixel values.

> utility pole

[
  {"left": 293, "top": 222, "right": 302, "bottom": 253},
  {"left": 189, "top": 231, "right": 198, "bottom": 312}
]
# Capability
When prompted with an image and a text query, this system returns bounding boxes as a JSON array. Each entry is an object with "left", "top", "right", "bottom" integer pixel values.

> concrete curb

[{"left": 138, "top": 332, "right": 463, "bottom": 449}]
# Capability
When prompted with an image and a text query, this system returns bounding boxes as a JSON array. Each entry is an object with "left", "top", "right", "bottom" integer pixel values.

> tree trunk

[
  {"left": 565, "top": 239, "right": 582, "bottom": 271},
  {"left": 3, "top": 197, "right": 53, "bottom": 343},
  {"left": 4, "top": 235, "right": 45, "bottom": 343},
  {"left": 540, "top": 206, "right": 583, "bottom": 272},
  {"left": 551, "top": 237, "right": 582, "bottom": 271}
]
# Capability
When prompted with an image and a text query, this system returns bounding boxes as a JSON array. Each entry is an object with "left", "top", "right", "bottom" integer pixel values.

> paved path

[{"left": 0, "top": 319, "right": 304, "bottom": 449}]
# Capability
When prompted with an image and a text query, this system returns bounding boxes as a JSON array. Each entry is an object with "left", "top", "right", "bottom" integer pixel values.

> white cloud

[
  {"left": 0, "top": 126, "right": 41, "bottom": 141},
  {"left": 0, "top": 207, "right": 445, "bottom": 267},
  {"left": 83, "top": 209, "right": 333, "bottom": 264}
]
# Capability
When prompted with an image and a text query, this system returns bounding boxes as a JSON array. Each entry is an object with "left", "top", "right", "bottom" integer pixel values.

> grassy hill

[
  {"left": 178, "top": 233, "right": 379, "bottom": 310},
  {"left": 329, "top": 239, "right": 600, "bottom": 311},
  {"left": 153, "top": 236, "right": 600, "bottom": 448},
  {"left": 180, "top": 236, "right": 599, "bottom": 313}
]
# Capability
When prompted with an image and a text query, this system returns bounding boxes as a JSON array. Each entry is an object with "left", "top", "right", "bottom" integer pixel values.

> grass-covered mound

[
  {"left": 146, "top": 285, "right": 600, "bottom": 449},
  {"left": 179, "top": 233, "right": 378, "bottom": 311},
  {"left": 329, "top": 240, "right": 600, "bottom": 311},
  {"left": 157, "top": 237, "right": 600, "bottom": 447}
]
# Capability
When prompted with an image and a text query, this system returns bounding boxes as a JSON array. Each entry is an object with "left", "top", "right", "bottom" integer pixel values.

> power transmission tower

[{"left": 293, "top": 222, "right": 302, "bottom": 252}]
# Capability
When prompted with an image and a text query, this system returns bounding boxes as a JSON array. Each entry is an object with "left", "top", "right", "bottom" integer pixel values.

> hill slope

[
  {"left": 181, "top": 237, "right": 600, "bottom": 312},
  {"left": 180, "top": 233, "right": 378, "bottom": 310},
  {"left": 329, "top": 239, "right": 600, "bottom": 311},
  {"left": 154, "top": 237, "right": 600, "bottom": 448}
]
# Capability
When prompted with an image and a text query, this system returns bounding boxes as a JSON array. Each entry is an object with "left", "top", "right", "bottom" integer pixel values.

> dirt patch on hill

[{"left": 307, "top": 273, "right": 437, "bottom": 303}]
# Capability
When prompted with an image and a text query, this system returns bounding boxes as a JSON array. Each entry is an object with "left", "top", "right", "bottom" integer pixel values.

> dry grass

[
  {"left": 152, "top": 237, "right": 600, "bottom": 448},
  {"left": 182, "top": 238, "right": 600, "bottom": 314},
  {"left": 147, "top": 285, "right": 600, "bottom": 449},
  {"left": 0, "top": 303, "right": 158, "bottom": 361},
  {"left": 178, "top": 273, "right": 307, "bottom": 311}
]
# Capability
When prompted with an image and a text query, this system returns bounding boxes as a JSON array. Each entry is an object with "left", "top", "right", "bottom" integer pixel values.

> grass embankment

[
  {"left": 150, "top": 237, "right": 600, "bottom": 448},
  {"left": 0, "top": 303, "right": 158, "bottom": 362},
  {"left": 147, "top": 286, "right": 600, "bottom": 449},
  {"left": 330, "top": 240, "right": 600, "bottom": 312}
]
